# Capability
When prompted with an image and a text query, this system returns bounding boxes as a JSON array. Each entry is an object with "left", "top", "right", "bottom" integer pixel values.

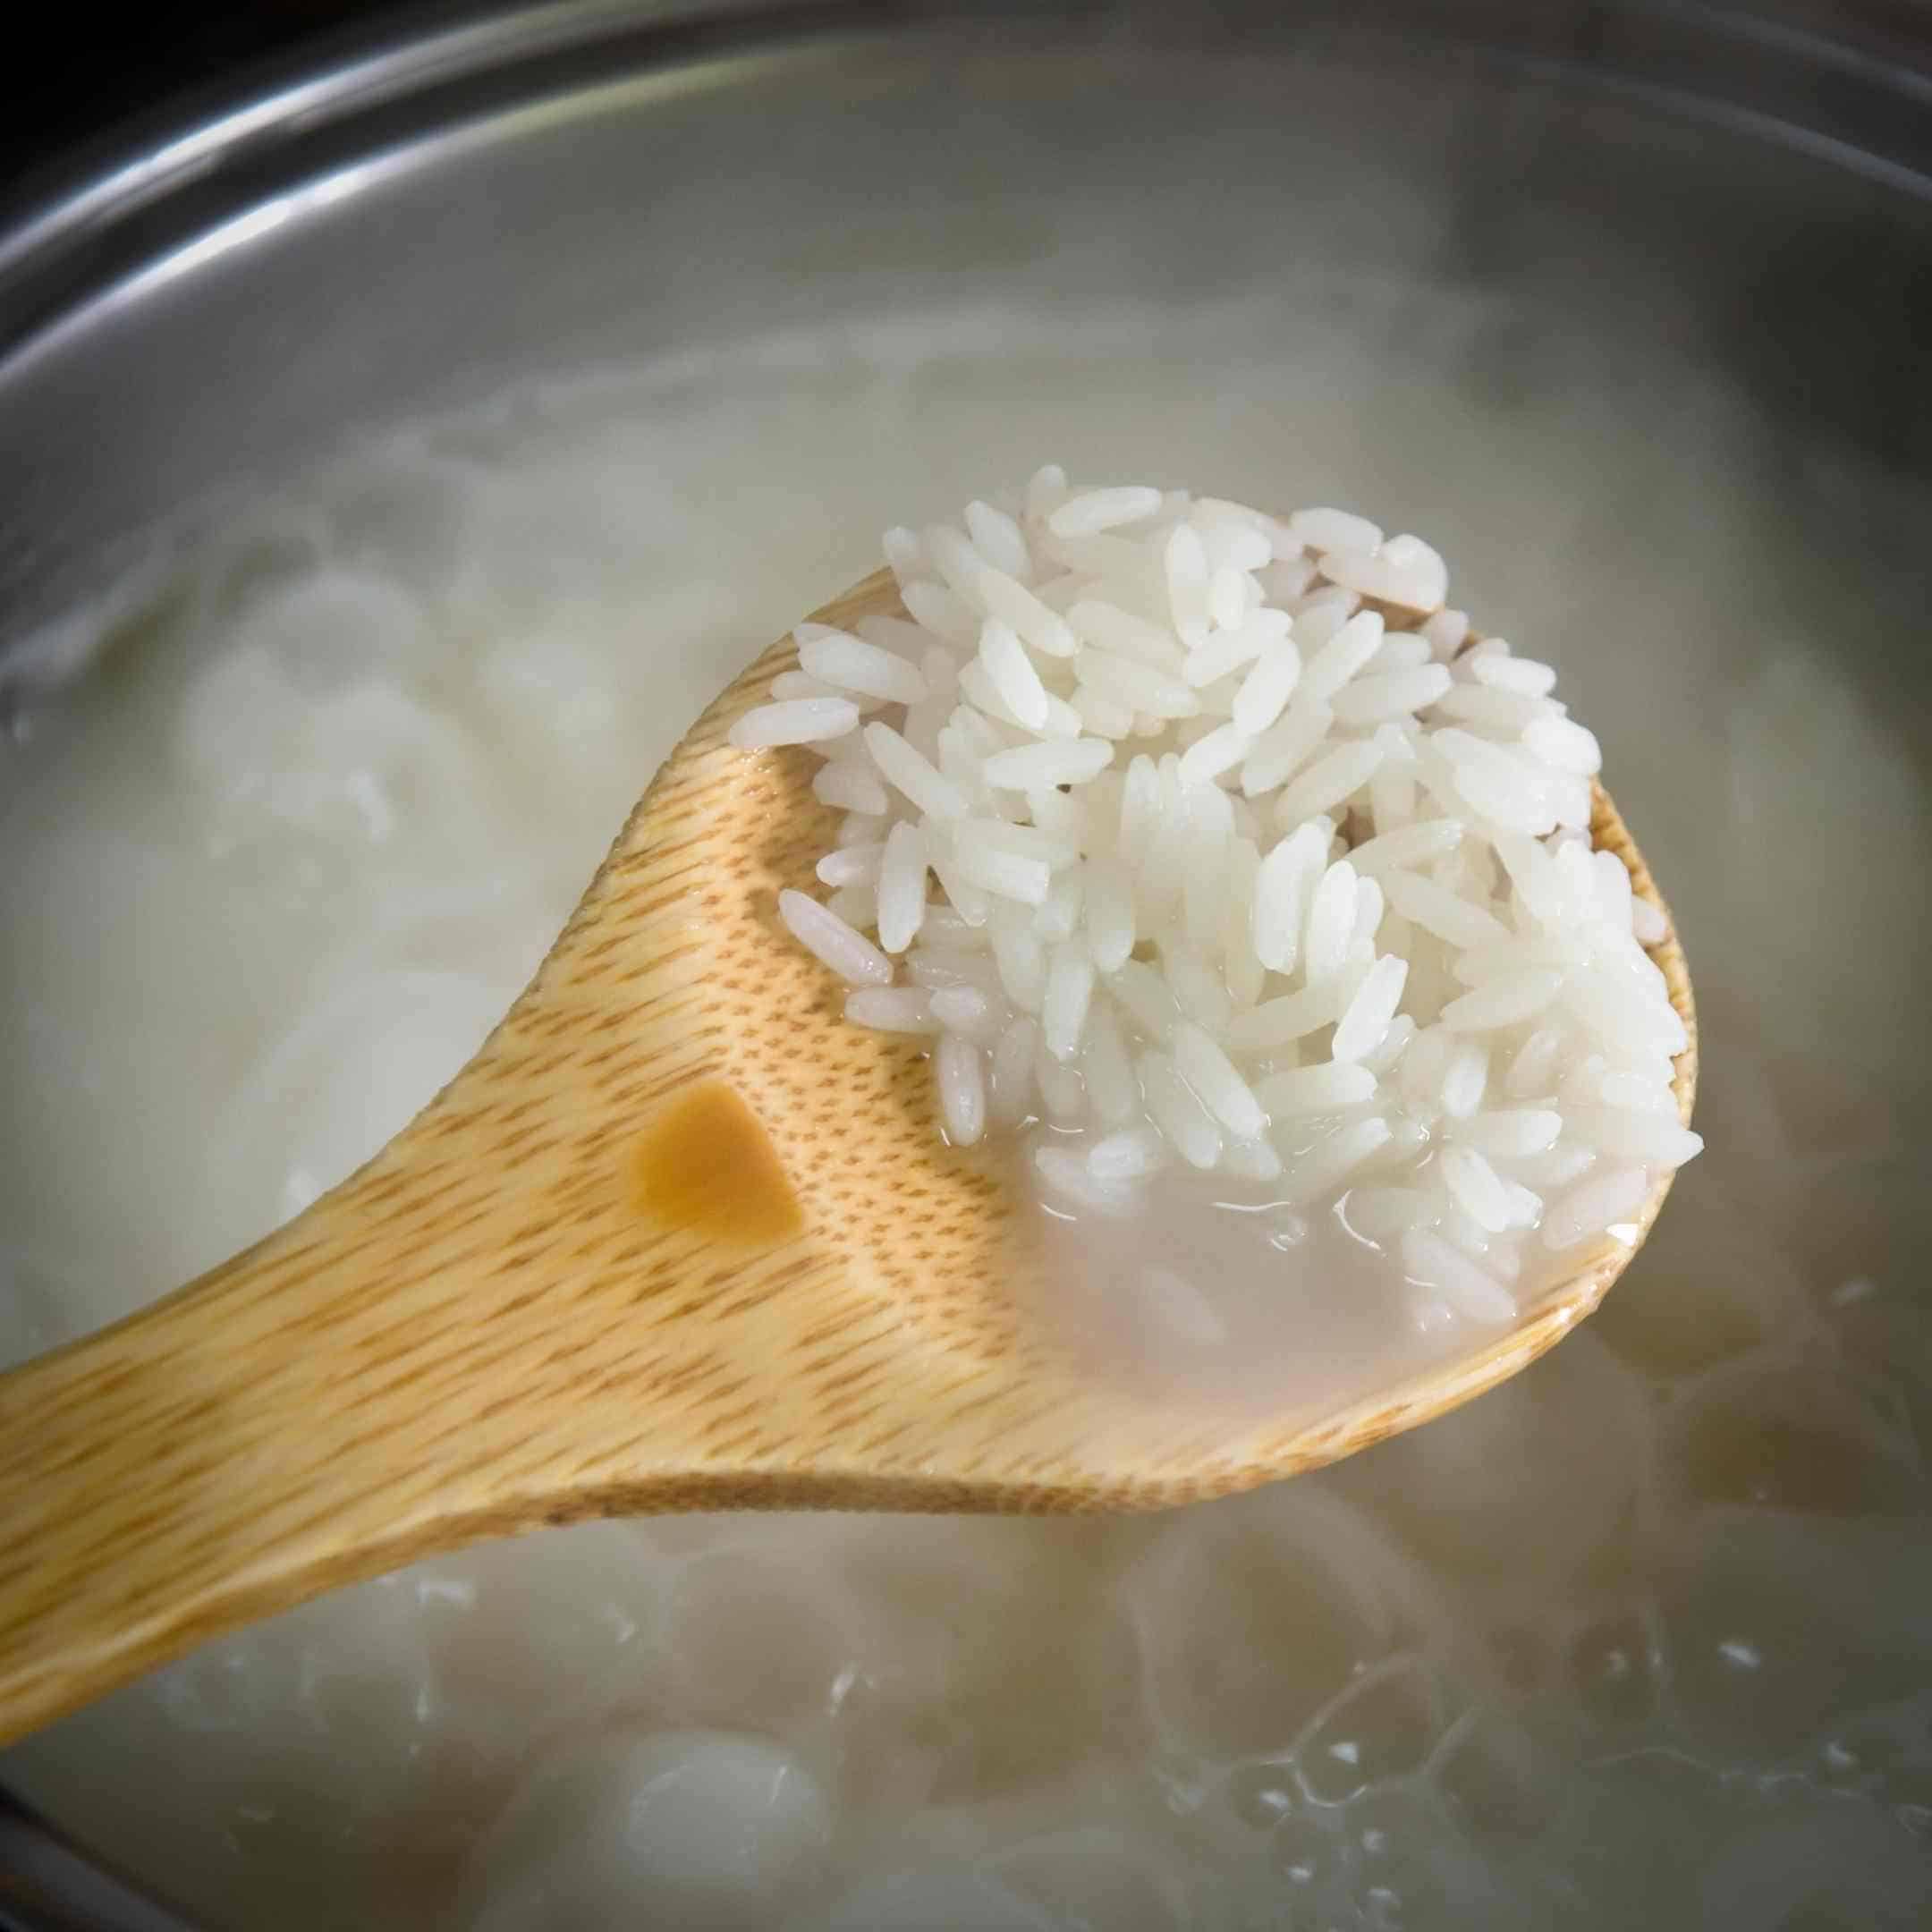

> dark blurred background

[{"left": 3, "top": 1, "right": 413, "bottom": 185}]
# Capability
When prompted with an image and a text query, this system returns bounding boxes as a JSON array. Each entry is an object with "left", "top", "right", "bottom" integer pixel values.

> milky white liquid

[
  {"left": 3, "top": 296, "right": 1930, "bottom": 1929},
  {"left": 1019, "top": 1148, "right": 1470, "bottom": 1420}
]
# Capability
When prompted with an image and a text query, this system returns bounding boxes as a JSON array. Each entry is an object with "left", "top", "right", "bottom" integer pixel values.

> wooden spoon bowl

[{"left": 0, "top": 567, "right": 1696, "bottom": 1744}]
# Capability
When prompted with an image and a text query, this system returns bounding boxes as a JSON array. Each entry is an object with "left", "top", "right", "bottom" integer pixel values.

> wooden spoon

[{"left": 0, "top": 566, "right": 1696, "bottom": 1745}]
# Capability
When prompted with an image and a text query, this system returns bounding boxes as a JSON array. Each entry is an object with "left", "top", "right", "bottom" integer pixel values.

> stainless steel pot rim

[
  {"left": 4, "top": 0, "right": 1932, "bottom": 377},
  {"left": 0, "top": 2, "right": 826, "bottom": 283}
]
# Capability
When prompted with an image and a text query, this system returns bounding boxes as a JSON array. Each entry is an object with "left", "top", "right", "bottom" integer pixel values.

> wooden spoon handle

[
  {"left": 0, "top": 1050, "right": 866, "bottom": 1744},
  {"left": 0, "top": 1127, "right": 684, "bottom": 1743},
  {"left": 0, "top": 714, "right": 836, "bottom": 1743},
  {"left": 0, "top": 1220, "right": 445, "bottom": 1741},
  {"left": 0, "top": 592, "right": 916, "bottom": 1745}
]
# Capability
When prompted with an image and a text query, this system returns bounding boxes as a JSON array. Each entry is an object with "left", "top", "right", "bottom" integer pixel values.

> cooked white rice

[{"left": 741, "top": 474, "right": 1699, "bottom": 1323}]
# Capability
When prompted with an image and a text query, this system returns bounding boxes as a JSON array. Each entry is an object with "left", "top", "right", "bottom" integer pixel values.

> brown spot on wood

[{"left": 628, "top": 1080, "right": 804, "bottom": 1248}]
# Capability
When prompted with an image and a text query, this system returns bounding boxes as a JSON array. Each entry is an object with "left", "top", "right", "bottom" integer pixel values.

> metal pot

[{"left": 3, "top": 4, "right": 1928, "bottom": 1926}]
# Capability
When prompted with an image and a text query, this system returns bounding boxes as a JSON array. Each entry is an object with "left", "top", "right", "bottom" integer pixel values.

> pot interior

[{"left": 2, "top": 11, "right": 1929, "bottom": 1929}]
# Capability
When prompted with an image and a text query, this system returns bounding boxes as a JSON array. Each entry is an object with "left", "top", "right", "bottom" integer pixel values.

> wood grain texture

[{"left": 0, "top": 569, "right": 1697, "bottom": 1745}]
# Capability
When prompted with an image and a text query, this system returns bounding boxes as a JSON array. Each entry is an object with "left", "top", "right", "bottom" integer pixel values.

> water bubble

[
  {"left": 1669, "top": 1362, "right": 1925, "bottom": 1516},
  {"left": 659, "top": 1545, "right": 862, "bottom": 1743},
  {"left": 1270, "top": 1809, "right": 1336, "bottom": 1888},
  {"left": 1124, "top": 1489, "right": 1408, "bottom": 1760},
  {"left": 1657, "top": 1514, "right": 1932, "bottom": 1765},
  {"left": 1298, "top": 1662, "right": 1440, "bottom": 1805},
  {"left": 460, "top": 1729, "right": 833, "bottom": 1931},
  {"left": 1344, "top": 1787, "right": 1468, "bottom": 1928},
  {"left": 1226, "top": 1760, "right": 1299, "bottom": 1832},
  {"left": 816, "top": 1514, "right": 1136, "bottom": 1808},
  {"left": 1430, "top": 1715, "right": 1556, "bottom": 1850},
  {"left": 1569, "top": 1614, "right": 1659, "bottom": 1733}
]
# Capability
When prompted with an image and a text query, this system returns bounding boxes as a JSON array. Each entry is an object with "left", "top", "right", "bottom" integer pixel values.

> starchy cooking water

[{"left": 3, "top": 294, "right": 1930, "bottom": 1928}]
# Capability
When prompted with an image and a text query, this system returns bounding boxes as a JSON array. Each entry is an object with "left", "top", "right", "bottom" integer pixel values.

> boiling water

[{"left": 3, "top": 294, "right": 1930, "bottom": 1928}]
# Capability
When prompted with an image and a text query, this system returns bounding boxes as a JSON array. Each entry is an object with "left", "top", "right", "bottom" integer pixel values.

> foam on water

[{"left": 2, "top": 296, "right": 1929, "bottom": 1928}]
